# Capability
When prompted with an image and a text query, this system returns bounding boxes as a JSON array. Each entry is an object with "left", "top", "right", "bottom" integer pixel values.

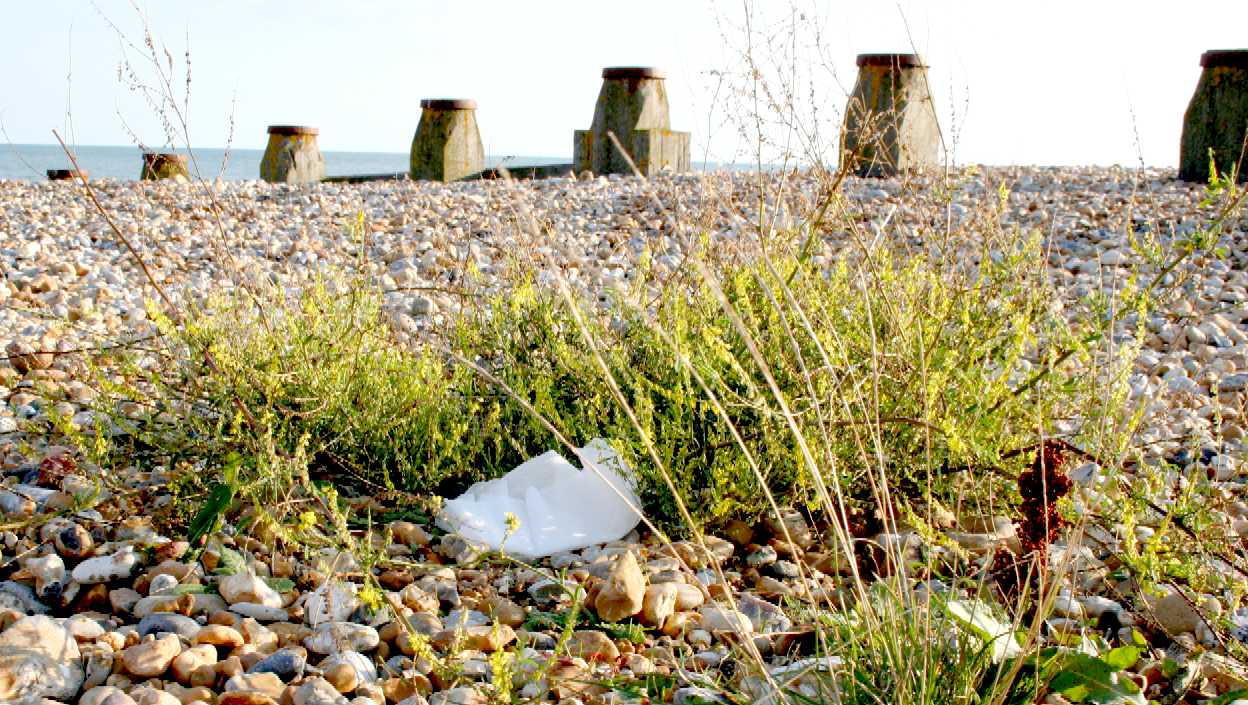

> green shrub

[
  {"left": 458, "top": 232, "right": 1124, "bottom": 530},
  {"left": 123, "top": 210, "right": 1131, "bottom": 534}
]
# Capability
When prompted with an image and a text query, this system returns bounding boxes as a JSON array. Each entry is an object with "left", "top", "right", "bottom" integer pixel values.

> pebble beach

[
  {"left": 3, "top": 167, "right": 1246, "bottom": 452},
  {"left": 4, "top": 166, "right": 1248, "bottom": 704}
]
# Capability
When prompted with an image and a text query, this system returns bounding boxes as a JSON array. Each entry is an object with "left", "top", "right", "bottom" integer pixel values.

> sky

[{"left": 2, "top": 1, "right": 1247, "bottom": 167}]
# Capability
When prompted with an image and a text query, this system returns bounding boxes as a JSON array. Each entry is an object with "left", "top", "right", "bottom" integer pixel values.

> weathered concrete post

[
  {"left": 573, "top": 67, "right": 690, "bottom": 176},
  {"left": 140, "top": 152, "right": 190, "bottom": 181},
  {"left": 261, "top": 125, "right": 325, "bottom": 184},
  {"left": 1179, "top": 50, "right": 1248, "bottom": 183},
  {"left": 841, "top": 54, "right": 942, "bottom": 177},
  {"left": 46, "top": 169, "right": 87, "bottom": 181},
  {"left": 410, "top": 99, "right": 484, "bottom": 182}
]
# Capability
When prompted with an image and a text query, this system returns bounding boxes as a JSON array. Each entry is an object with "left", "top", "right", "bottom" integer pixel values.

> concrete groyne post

[
  {"left": 140, "top": 152, "right": 190, "bottom": 181},
  {"left": 410, "top": 99, "right": 484, "bottom": 182},
  {"left": 261, "top": 126, "right": 326, "bottom": 184},
  {"left": 573, "top": 67, "right": 690, "bottom": 176},
  {"left": 841, "top": 53, "right": 941, "bottom": 177},
  {"left": 46, "top": 169, "right": 87, "bottom": 181},
  {"left": 1180, "top": 50, "right": 1248, "bottom": 183}
]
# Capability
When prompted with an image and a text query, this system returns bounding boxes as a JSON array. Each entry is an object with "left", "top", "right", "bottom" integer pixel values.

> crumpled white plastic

[{"left": 436, "top": 438, "right": 642, "bottom": 559}]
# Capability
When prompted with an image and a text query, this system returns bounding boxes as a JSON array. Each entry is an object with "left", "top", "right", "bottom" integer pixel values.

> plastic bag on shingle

[{"left": 436, "top": 438, "right": 642, "bottom": 559}]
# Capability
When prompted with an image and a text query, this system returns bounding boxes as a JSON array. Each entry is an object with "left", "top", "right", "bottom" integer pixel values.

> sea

[
  {"left": 0, "top": 143, "right": 758, "bottom": 182},
  {"left": 0, "top": 143, "right": 573, "bottom": 182}
]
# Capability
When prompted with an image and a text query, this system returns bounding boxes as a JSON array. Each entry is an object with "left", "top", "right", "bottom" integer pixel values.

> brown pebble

[
  {"left": 216, "top": 655, "right": 244, "bottom": 679},
  {"left": 567, "top": 630, "right": 620, "bottom": 662},
  {"left": 218, "top": 693, "right": 278, "bottom": 705},
  {"left": 486, "top": 596, "right": 525, "bottom": 628},
  {"left": 123, "top": 634, "right": 183, "bottom": 678},
  {"left": 196, "top": 624, "right": 245, "bottom": 648},
  {"left": 171, "top": 644, "right": 218, "bottom": 685},
  {"left": 381, "top": 674, "right": 429, "bottom": 703},
  {"left": 324, "top": 662, "right": 358, "bottom": 693},
  {"left": 189, "top": 663, "right": 219, "bottom": 689},
  {"left": 209, "top": 610, "right": 242, "bottom": 628}
]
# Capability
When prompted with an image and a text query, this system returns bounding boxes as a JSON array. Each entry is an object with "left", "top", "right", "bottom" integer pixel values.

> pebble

[
  {"left": 123, "top": 633, "right": 183, "bottom": 678},
  {"left": 318, "top": 650, "right": 376, "bottom": 686},
  {"left": 1151, "top": 591, "right": 1205, "bottom": 635},
  {"left": 72, "top": 546, "right": 140, "bottom": 584},
  {"left": 1, "top": 169, "right": 1248, "bottom": 704},
  {"left": 593, "top": 550, "right": 645, "bottom": 622},
  {"left": 642, "top": 583, "right": 679, "bottom": 627},
  {"left": 248, "top": 647, "right": 307, "bottom": 681},
  {"left": 304, "top": 622, "right": 380, "bottom": 655},
  {"left": 567, "top": 630, "right": 620, "bottom": 662},
  {"left": 138, "top": 613, "right": 201, "bottom": 640},
  {"left": 0, "top": 615, "right": 85, "bottom": 701},
  {"left": 170, "top": 644, "right": 218, "bottom": 684},
  {"left": 225, "top": 672, "right": 286, "bottom": 698},
  {"left": 295, "top": 677, "right": 350, "bottom": 705},
  {"left": 230, "top": 602, "right": 289, "bottom": 622},
  {"left": 219, "top": 571, "right": 284, "bottom": 608},
  {"left": 698, "top": 605, "right": 754, "bottom": 634}
]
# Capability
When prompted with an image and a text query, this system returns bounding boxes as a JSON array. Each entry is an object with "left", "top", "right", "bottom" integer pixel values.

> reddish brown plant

[
  {"left": 1016, "top": 440, "right": 1072, "bottom": 559},
  {"left": 991, "top": 439, "right": 1073, "bottom": 600}
]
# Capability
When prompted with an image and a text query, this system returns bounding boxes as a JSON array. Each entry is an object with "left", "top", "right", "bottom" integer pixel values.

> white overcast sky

[{"left": 2, "top": 0, "right": 1246, "bottom": 167}]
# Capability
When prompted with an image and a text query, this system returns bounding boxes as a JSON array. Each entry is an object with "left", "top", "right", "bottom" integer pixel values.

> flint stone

[
  {"left": 72, "top": 546, "right": 139, "bottom": 584},
  {"left": 81, "top": 686, "right": 128, "bottom": 705},
  {"left": 219, "top": 692, "right": 280, "bottom": 705},
  {"left": 230, "top": 602, "right": 289, "bottom": 622},
  {"left": 294, "top": 676, "right": 350, "bottom": 705},
  {"left": 132, "top": 592, "right": 226, "bottom": 618},
  {"left": 305, "top": 622, "right": 380, "bottom": 655},
  {"left": 0, "top": 580, "right": 51, "bottom": 614},
  {"left": 0, "top": 615, "right": 85, "bottom": 701},
  {"left": 219, "top": 572, "right": 284, "bottom": 608},
  {"left": 698, "top": 605, "right": 754, "bottom": 634},
  {"left": 138, "top": 613, "right": 201, "bottom": 640},
  {"left": 225, "top": 672, "right": 286, "bottom": 698},
  {"left": 248, "top": 647, "right": 307, "bottom": 681},
  {"left": 593, "top": 550, "right": 646, "bottom": 622},
  {"left": 318, "top": 650, "right": 377, "bottom": 685},
  {"left": 122, "top": 634, "right": 182, "bottom": 678}
]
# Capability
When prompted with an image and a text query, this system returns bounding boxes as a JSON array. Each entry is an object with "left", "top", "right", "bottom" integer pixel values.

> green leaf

[
  {"left": 265, "top": 577, "right": 296, "bottom": 593},
  {"left": 168, "top": 584, "right": 208, "bottom": 595},
  {"left": 186, "top": 481, "right": 234, "bottom": 548},
  {"left": 1049, "top": 652, "right": 1145, "bottom": 705},
  {"left": 1210, "top": 689, "right": 1248, "bottom": 705},
  {"left": 600, "top": 621, "right": 647, "bottom": 644},
  {"left": 1103, "top": 645, "right": 1140, "bottom": 672},
  {"left": 214, "top": 547, "right": 246, "bottom": 576}
]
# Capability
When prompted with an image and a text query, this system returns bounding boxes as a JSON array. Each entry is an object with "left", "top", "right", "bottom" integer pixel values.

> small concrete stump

[
  {"left": 140, "top": 152, "right": 189, "bottom": 181},
  {"left": 841, "top": 54, "right": 941, "bottom": 177},
  {"left": 46, "top": 169, "right": 87, "bottom": 181},
  {"left": 573, "top": 67, "right": 690, "bottom": 176},
  {"left": 410, "top": 99, "right": 484, "bottom": 182},
  {"left": 261, "top": 125, "right": 325, "bottom": 184},
  {"left": 1179, "top": 50, "right": 1248, "bottom": 183}
]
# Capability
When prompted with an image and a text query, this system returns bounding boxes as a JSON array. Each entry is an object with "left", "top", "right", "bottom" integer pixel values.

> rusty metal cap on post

[
  {"left": 143, "top": 152, "right": 187, "bottom": 163},
  {"left": 46, "top": 169, "right": 86, "bottom": 180},
  {"left": 420, "top": 99, "right": 477, "bottom": 110},
  {"left": 856, "top": 53, "right": 925, "bottom": 68},
  {"left": 1200, "top": 50, "right": 1248, "bottom": 69},
  {"left": 267, "top": 125, "right": 319, "bottom": 136},
  {"left": 601, "top": 67, "right": 665, "bottom": 80}
]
